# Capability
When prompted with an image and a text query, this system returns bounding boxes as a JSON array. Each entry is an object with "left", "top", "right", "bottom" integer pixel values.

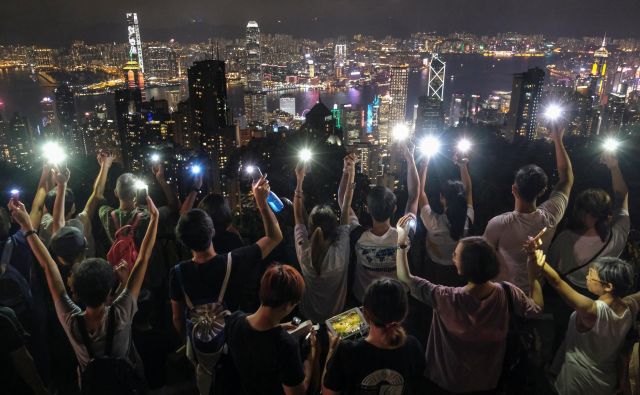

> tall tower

[
  {"left": 126, "top": 13, "right": 144, "bottom": 73},
  {"left": 506, "top": 67, "right": 545, "bottom": 141},
  {"left": 389, "top": 64, "right": 409, "bottom": 126},
  {"left": 428, "top": 54, "right": 446, "bottom": 101},
  {"left": 591, "top": 36, "right": 609, "bottom": 104},
  {"left": 334, "top": 43, "right": 347, "bottom": 78},
  {"left": 245, "top": 21, "right": 262, "bottom": 92}
]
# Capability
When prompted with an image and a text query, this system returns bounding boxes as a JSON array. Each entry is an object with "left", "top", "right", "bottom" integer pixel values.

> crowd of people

[{"left": 0, "top": 126, "right": 637, "bottom": 395}]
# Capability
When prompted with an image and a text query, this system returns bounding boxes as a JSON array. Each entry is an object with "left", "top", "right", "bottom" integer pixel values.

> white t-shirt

[
  {"left": 350, "top": 219, "right": 400, "bottom": 303},
  {"left": 294, "top": 224, "right": 350, "bottom": 322},
  {"left": 420, "top": 205, "right": 474, "bottom": 266},
  {"left": 555, "top": 299, "right": 636, "bottom": 395},
  {"left": 483, "top": 191, "right": 568, "bottom": 292},
  {"left": 548, "top": 210, "right": 630, "bottom": 289}
]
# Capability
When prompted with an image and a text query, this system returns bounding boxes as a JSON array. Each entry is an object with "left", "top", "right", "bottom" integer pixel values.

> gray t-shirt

[
  {"left": 420, "top": 205, "right": 474, "bottom": 266},
  {"left": 54, "top": 290, "right": 139, "bottom": 372}
]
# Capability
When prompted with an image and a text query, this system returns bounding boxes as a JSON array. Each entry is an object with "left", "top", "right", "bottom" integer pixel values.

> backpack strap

[
  {"left": 174, "top": 264, "right": 195, "bottom": 310},
  {"left": 104, "top": 307, "right": 116, "bottom": 357},
  {"left": 562, "top": 230, "right": 614, "bottom": 277},
  {"left": 129, "top": 212, "right": 142, "bottom": 231},
  {"left": 501, "top": 282, "right": 515, "bottom": 317},
  {"left": 77, "top": 315, "right": 95, "bottom": 360},
  {"left": 111, "top": 210, "right": 120, "bottom": 232},
  {"left": 217, "top": 253, "right": 233, "bottom": 304}
]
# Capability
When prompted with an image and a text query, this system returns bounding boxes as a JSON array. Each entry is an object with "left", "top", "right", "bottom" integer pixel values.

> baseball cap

[{"left": 50, "top": 226, "right": 87, "bottom": 264}]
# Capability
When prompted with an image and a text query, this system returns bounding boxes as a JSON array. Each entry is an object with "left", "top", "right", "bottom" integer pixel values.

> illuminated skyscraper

[
  {"left": 416, "top": 95, "right": 444, "bottom": 138},
  {"left": 126, "top": 13, "right": 144, "bottom": 73},
  {"left": 335, "top": 43, "right": 347, "bottom": 78},
  {"left": 590, "top": 36, "right": 609, "bottom": 103},
  {"left": 54, "top": 83, "right": 75, "bottom": 142},
  {"left": 428, "top": 54, "right": 446, "bottom": 101},
  {"left": 245, "top": 21, "right": 263, "bottom": 92},
  {"left": 279, "top": 95, "right": 296, "bottom": 116},
  {"left": 40, "top": 97, "right": 55, "bottom": 128},
  {"left": 604, "top": 92, "right": 626, "bottom": 133},
  {"left": 389, "top": 64, "right": 409, "bottom": 126},
  {"left": 448, "top": 93, "right": 466, "bottom": 127},
  {"left": 146, "top": 46, "right": 178, "bottom": 81},
  {"left": 506, "top": 67, "right": 545, "bottom": 141}
]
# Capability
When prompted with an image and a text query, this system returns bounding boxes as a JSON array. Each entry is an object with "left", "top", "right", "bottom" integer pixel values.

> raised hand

[
  {"left": 97, "top": 150, "right": 114, "bottom": 168},
  {"left": 8, "top": 200, "right": 34, "bottom": 231},
  {"left": 396, "top": 213, "right": 416, "bottom": 245},
  {"left": 152, "top": 163, "right": 165, "bottom": 181},
  {"left": 453, "top": 152, "right": 469, "bottom": 167},
  {"left": 146, "top": 195, "right": 159, "bottom": 219},
  {"left": 600, "top": 152, "right": 619, "bottom": 170},
  {"left": 400, "top": 140, "right": 415, "bottom": 162},
  {"left": 252, "top": 176, "right": 271, "bottom": 210},
  {"left": 295, "top": 161, "right": 308, "bottom": 180},
  {"left": 52, "top": 164, "right": 70, "bottom": 186}
]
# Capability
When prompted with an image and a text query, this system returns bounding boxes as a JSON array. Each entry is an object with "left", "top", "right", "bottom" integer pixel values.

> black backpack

[
  {"left": 0, "top": 238, "right": 33, "bottom": 329},
  {"left": 346, "top": 225, "right": 368, "bottom": 305},
  {"left": 500, "top": 282, "right": 534, "bottom": 393},
  {"left": 77, "top": 307, "right": 145, "bottom": 395}
]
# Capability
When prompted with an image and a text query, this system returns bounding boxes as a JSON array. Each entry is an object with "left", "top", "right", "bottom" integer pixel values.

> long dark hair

[
  {"left": 441, "top": 180, "right": 468, "bottom": 241},
  {"left": 309, "top": 204, "right": 338, "bottom": 275},
  {"left": 363, "top": 278, "right": 408, "bottom": 348},
  {"left": 570, "top": 189, "right": 612, "bottom": 242}
]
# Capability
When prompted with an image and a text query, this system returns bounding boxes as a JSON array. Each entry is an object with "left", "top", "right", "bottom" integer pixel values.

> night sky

[{"left": 2, "top": 0, "right": 640, "bottom": 45}]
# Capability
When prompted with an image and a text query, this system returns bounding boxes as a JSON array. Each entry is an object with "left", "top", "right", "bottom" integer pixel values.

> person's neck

[
  {"left": 192, "top": 245, "right": 217, "bottom": 263},
  {"left": 371, "top": 219, "right": 391, "bottom": 236},
  {"left": 84, "top": 304, "right": 106, "bottom": 320},
  {"left": 465, "top": 281, "right": 495, "bottom": 299},
  {"left": 247, "top": 305, "right": 285, "bottom": 331},
  {"left": 580, "top": 226, "right": 599, "bottom": 237},
  {"left": 514, "top": 199, "right": 537, "bottom": 214},
  {"left": 366, "top": 327, "right": 397, "bottom": 350},
  {"left": 119, "top": 201, "right": 136, "bottom": 211}
]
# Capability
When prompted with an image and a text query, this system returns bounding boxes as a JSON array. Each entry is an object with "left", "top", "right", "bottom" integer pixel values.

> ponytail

[
  {"left": 381, "top": 322, "right": 407, "bottom": 348},
  {"left": 442, "top": 180, "right": 468, "bottom": 241},
  {"left": 363, "top": 279, "right": 408, "bottom": 348}
]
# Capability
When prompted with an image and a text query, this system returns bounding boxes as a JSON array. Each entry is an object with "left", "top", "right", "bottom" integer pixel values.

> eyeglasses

[{"left": 586, "top": 271, "right": 608, "bottom": 286}]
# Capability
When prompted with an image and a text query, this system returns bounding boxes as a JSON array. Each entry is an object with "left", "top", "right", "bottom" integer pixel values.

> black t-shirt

[
  {"left": 213, "top": 230, "right": 245, "bottom": 254},
  {"left": 225, "top": 311, "right": 305, "bottom": 395},
  {"left": 0, "top": 307, "right": 33, "bottom": 395},
  {"left": 323, "top": 336, "right": 426, "bottom": 395},
  {"left": 169, "top": 244, "right": 262, "bottom": 312}
]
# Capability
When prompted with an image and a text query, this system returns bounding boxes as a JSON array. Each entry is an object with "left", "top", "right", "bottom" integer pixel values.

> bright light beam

[
  {"left": 392, "top": 124, "right": 410, "bottom": 141},
  {"left": 42, "top": 142, "right": 66, "bottom": 165},
  {"left": 544, "top": 104, "right": 563, "bottom": 121},
  {"left": 457, "top": 138, "right": 472, "bottom": 153},
  {"left": 603, "top": 137, "right": 620, "bottom": 152},
  {"left": 191, "top": 165, "right": 202, "bottom": 175},
  {"left": 419, "top": 136, "right": 441, "bottom": 157},
  {"left": 298, "top": 148, "right": 312, "bottom": 162},
  {"left": 150, "top": 153, "right": 160, "bottom": 163}
]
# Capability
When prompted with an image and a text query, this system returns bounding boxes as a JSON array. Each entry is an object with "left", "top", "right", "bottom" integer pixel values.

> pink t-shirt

[{"left": 409, "top": 277, "right": 541, "bottom": 393}]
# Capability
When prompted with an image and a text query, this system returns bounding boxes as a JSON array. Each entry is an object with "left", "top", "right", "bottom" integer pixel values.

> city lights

[
  {"left": 418, "top": 136, "right": 441, "bottom": 157},
  {"left": 298, "top": 148, "right": 313, "bottom": 162},
  {"left": 457, "top": 138, "right": 472, "bottom": 153},
  {"left": 191, "top": 165, "right": 202, "bottom": 175},
  {"left": 42, "top": 142, "right": 66, "bottom": 165},
  {"left": 544, "top": 104, "right": 563, "bottom": 121},
  {"left": 392, "top": 124, "right": 410, "bottom": 141},
  {"left": 603, "top": 137, "right": 620, "bottom": 152}
]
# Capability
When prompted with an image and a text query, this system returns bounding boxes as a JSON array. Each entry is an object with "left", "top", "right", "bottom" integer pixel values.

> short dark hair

[
  {"left": 198, "top": 194, "right": 233, "bottom": 232},
  {"left": 309, "top": 204, "right": 338, "bottom": 242},
  {"left": 363, "top": 278, "right": 408, "bottom": 347},
  {"left": 176, "top": 209, "right": 214, "bottom": 252},
  {"left": 366, "top": 186, "right": 397, "bottom": 222},
  {"left": 259, "top": 264, "right": 305, "bottom": 308},
  {"left": 44, "top": 188, "right": 75, "bottom": 216},
  {"left": 514, "top": 165, "right": 548, "bottom": 203},
  {"left": 593, "top": 257, "right": 635, "bottom": 297},
  {"left": 71, "top": 258, "right": 115, "bottom": 308},
  {"left": 115, "top": 173, "right": 136, "bottom": 202},
  {"left": 459, "top": 236, "right": 500, "bottom": 284},
  {"left": 441, "top": 180, "right": 468, "bottom": 241},
  {"left": 572, "top": 189, "right": 612, "bottom": 242}
]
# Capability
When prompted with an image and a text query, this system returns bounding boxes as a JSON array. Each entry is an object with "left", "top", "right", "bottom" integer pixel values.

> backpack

[
  {"left": 77, "top": 306, "right": 145, "bottom": 395},
  {"left": 107, "top": 211, "right": 142, "bottom": 271},
  {"left": 175, "top": 253, "right": 233, "bottom": 395},
  {"left": 347, "top": 225, "right": 368, "bottom": 306},
  {"left": 0, "top": 238, "right": 33, "bottom": 329},
  {"left": 500, "top": 282, "right": 534, "bottom": 393}
]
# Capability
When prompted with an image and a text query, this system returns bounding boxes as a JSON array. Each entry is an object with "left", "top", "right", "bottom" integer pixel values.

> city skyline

[{"left": 2, "top": 0, "right": 640, "bottom": 46}]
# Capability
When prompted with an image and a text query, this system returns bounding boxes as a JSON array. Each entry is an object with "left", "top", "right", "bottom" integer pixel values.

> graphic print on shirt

[
  {"left": 360, "top": 368, "right": 404, "bottom": 394},
  {"left": 357, "top": 244, "right": 397, "bottom": 272}
]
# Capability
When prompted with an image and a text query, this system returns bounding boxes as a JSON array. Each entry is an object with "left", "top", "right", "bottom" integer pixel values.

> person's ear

[
  {"left": 603, "top": 282, "right": 614, "bottom": 294},
  {"left": 114, "top": 188, "right": 119, "bottom": 199},
  {"left": 511, "top": 184, "right": 518, "bottom": 198},
  {"left": 538, "top": 187, "right": 547, "bottom": 198}
]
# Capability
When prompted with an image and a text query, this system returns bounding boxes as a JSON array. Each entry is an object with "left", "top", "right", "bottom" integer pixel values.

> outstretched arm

[
  {"left": 179, "top": 173, "right": 203, "bottom": 215},
  {"left": 254, "top": 176, "right": 284, "bottom": 259},
  {"left": 82, "top": 152, "right": 114, "bottom": 219},
  {"left": 601, "top": 153, "right": 628, "bottom": 212},
  {"left": 51, "top": 165, "right": 71, "bottom": 236},
  {"left": 10, "top": 200, "right": 66, "bottom": 302},
  {"left": 550, "top": 125, "right": 574, "bottom": 197},
  {"left": 395, "top": 214, "right": 417, "bottom": 284},
  {"left": 341, "top": 159, "right": 356, "bottom": 226},
  {"left": 403, "top": 142, "right": 419, "bottom": 216},
  {"left": 153, "top": 164, "right": 180, "bottom": 213},
  {"left": 456, "top": 156, "right": 473, "bottom": 207},
  {"left": 338, "top": 153, "right": 357, "bottom": 219},
  {"left": 417, "top": 159, "right": 430, "bottom": 211},
  {"left": 29, "top": 164, "right": 51, "bottom": 230},
  {"left": 125, "top": 196, "right": 159, "bottom": 299},
  {"left": 293, "top": 162, "right": 307, "bottom": 226}
]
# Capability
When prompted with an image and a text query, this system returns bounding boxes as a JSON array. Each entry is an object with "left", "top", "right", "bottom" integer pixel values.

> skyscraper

[
  {"left": 126, "top": 13, "right": 144, "bottom": 73},
  {"left": 188, "top": 60, "right": 230, "bottom": 146},
  {"left": 506, "top": 67, "right": 545, "bottom": 141},
  {"left": 335, "top": 43, "right": 347, "bottom": 78},
  {"left": 146, "top": 46, "right": 178, "bottom": 81},
  {"left": 389, "top": 64, "right": 409, "bottom": 126},
  {"left": 279, "top": 95, "right": 296, "bottom": 116},
  {"left": 428, "top": 54, "right": 446, "bottom": 101},
  {"left": 54, "top": 83, "right": 75, "bottom": 144},
  {"left": 604, "top": 92, "right": 626, "bottom": 133},
  {"left": 245, "top": 21, "right": 263, "bottom": 92},
  {"left": 448, "top": 93, "right": 466, "bottom": 127},
  {"left": 590, "top": 36, "right": 609, "bottom": 104},
  {"left": 416, "top": 95, "right": 444, "bottom": 138}
]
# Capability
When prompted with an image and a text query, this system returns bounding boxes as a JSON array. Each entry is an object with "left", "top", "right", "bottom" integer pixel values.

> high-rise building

[
  {"left": 389, "top": 64, "right": 409, "bottom": 126},
  {"left": 335, "top": 43, "right": 347, "bottom": 78},
  {"left": 244, "top": 92, "right": 267, "bottom": 124},
  {"left": 5, "top": 114, "right": 33, "bottom": 169},
  {"left": 55, "top": 83, "right": 75, "bottom": 145},
  {"left": 340, "top": 104, "right": 364, "bottom": 145},
  {"left": 245, "top": 21, "right": 263, "bottom": 92},
  {"left": 126, "top": 13, "right": 144, "bottom": 72},
  {"left": 40, "top": 97, "right": 55, "bottom": 128},
  {"left": 605, "top": 92, "right": 626, "bottom": 133},
  {"left": 31, "top": 49, "right": 57, "bottom": 68},
  {"left": 428, "top": 54, "right": 446, "bottom": 101},
  {"left": 416, "top": 95, "right": 444, "bottom": 138},
  {"left": 590, "top": 36, "right": 608, "bottom": 104},
  {"left": 448, "top": 93, "right": 466, "bottom": 127},
  {"left": 279, "top": 95, "right": 296, "bottom": 116},
  {"left": 146, "top": 46, "right": 178, "bottom": 81},
  {"left": 506, "top": 67, "right": 545, "bottom": 141}
]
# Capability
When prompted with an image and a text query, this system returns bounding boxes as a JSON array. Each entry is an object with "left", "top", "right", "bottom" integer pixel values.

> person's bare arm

[
  {"left": 153, "top": 164, "right": 180, "bottom": 213},
  {"left": 10, "top": 346, "right": 49, "bottom": 395},
  {"left": 417, "top": 159, "right": 430, "bottom": 211},
  {"left": 340, "top": 159, "right": 356, "bottom": 226},
  {"left": 29, "top": 164, "right": 51, "bottom": 229},
  {"left": 170, "top": 300, "right": 185, "bottom": 337},
  {"left": 403, "top": 142, "right": 419, "bottom": 215},
  {"left": 125, "top": 196, "right": 159, "bottom": 299},
  {"left": 337, "top": 153, "right": 357, "bottom": 219},
  {"left": 283, "top": 331, "right": 317, "bottom": 395},
  {"left": 550, "top": 125, "right": 574, "bottom": 197},
  {"left": 254, "top": 176, "right": 283, "bottom": 259},
  {"left": 457, "top": 157, "right": 473, "bottom": 207},
  {"left": 179, "top": 173, "right": 203, "bottom": 215},
  {"left": 51, "top": 165, "right": 70, "bottom": 236},
  {"left": 601, "top": 153, "right": 629, "bottom": 212},
  {"left": 526, "top": 250, "right": 545, "bottom": 309},
  {"left": 293, "top": 162, "right": 307, "bottom": 226},
  {"left": 10, "top": 200, "right": 66, "bottom": 302},
  {"left": 82, "top": 152, "right": 114, "bottom": 219},
  {"left": 395, "top": 214, "right": 417, "bottom": 284}
]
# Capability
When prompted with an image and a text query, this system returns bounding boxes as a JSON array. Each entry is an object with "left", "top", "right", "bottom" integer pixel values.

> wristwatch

[{"left": 23, "top": 230, "right": 37, "bottom": 238}]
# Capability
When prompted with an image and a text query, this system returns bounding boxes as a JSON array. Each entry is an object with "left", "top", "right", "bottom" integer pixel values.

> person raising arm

[
  {"left": 254, "top": 176, "right": 284, "bottom": 259},
  {"left": 29, "top": 164, "right": 52, "bottom": 230},
  {"left": 402, "top": 141, "right": 420, "bottom": 216}
]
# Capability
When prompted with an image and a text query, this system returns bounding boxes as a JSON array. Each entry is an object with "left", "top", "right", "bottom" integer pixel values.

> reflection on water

[{"left": 0, "top": 54, "right": 553, "bottom": 126}]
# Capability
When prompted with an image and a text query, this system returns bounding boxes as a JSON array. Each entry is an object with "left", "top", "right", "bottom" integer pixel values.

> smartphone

[
  {"left": 10, "top": 189, "right": 19, "bottom": 202},
  {"left": 136, "top": 187, "right": 148, "bottom": 205}
]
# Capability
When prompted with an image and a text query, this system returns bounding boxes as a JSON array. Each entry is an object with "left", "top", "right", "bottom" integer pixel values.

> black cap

[{"left": 50, "top": 226, "right": 87, "bottom": 263}]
